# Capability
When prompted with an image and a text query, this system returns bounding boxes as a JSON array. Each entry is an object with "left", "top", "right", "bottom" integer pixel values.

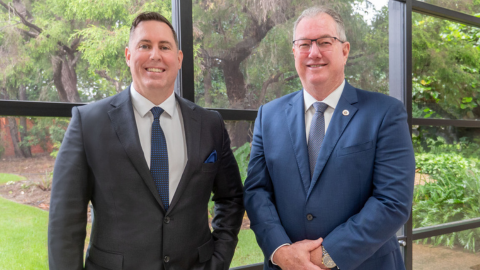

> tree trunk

[
  {"left": 7, "top": 117, "right": 26, "bottom": 158},
  {"left": 18, "top": 84, "right": 32, "bottom": 157},
  {"left": 222, "top": 60, "right": 246, "bottom": 109},
  {"left": 226, "top": 121, "right": 252, "bottom": 149},
  {"left": 204, "top": 67, "right": 213, "bottom": 107},
  {"left": 18, "top": 117, "right": 32, "bottom": 157},
  {"left": 51, "top": 53, "right": 81, "bottom": 103}
]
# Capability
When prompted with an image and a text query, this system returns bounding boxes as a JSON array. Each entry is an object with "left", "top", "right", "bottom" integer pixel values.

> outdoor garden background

[{"left": 1, "top": 0, "right": 480, "bottom": 269}]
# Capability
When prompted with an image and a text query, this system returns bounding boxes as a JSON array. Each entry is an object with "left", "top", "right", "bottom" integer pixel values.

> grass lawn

[
  {"left": 231, "top": 229, "right": 264, "bottom": 268},
  {"left": 0, "top": 173, "right": 26, "bottom": 184},
  {"left": 0, "top": 194, "right": 260, "bottom": 269},
  {"left": 0, "top": 196, "right": 49, "bottom": 270}
]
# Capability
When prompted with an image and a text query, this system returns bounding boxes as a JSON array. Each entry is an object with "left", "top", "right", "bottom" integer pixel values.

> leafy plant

[
  {"left": 233, "top": 142, "right": 251, "bottom": 184},
  {"left": 413, "top": 149, "right": 480, "bottom": 252},
  {"left": 36, "top": 171, "right": 53, "bottom": 191}
]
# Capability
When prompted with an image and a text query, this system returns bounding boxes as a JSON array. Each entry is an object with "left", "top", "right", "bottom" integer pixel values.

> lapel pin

[{"left": 342, "top": 110, "right": 349, "bottom": 116}]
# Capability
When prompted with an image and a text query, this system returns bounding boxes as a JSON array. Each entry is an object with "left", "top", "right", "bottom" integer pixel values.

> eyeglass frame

[{"left": 292, "top": 36, "right": 346, "bottom": 52}]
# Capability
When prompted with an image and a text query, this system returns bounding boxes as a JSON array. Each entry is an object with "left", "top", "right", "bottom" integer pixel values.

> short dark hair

[{"left": 129, "top": 12, "right": 179, "bottom": 49}]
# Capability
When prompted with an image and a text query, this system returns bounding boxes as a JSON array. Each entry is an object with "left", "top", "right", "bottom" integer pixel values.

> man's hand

[
  {"left": 310, "top": 244, "right": 329, "bottom": 269},
  {"left": 272, "top": 238, "right": 326, "bottom": 270}
]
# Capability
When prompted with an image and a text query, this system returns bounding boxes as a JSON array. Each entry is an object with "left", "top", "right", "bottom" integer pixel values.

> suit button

[
  {"left": 164, "top": 216, "right": 170, "bottom": 224},
  {"left": 307, "top": 214, "right": 314, "bottom": 221},
  {"left": 164, "top": 256, "right": 170, "bottom": 263}
]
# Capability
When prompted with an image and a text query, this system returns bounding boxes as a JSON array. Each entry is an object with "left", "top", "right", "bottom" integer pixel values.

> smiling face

[
  {"left": 125, "top": 20, "right": 183, "bottom": 103},
  {"left": 293, "top": 13, "right": 350, "bottom": 99}
]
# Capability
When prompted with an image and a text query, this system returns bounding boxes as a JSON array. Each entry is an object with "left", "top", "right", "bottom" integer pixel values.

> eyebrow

[
  {"left": 137, "top": 39, "right": 173, "bottom": 46},
  {"left": 296, "top": 34, "right": 335, "bottom": 40}
]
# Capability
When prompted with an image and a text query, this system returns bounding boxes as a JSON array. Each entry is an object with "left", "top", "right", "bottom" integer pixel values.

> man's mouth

[
  {"left": 146, "top": 68, "right": 165, "bottom": 73},
  {"left": 307, "top": 64, "right": 326, "bottom": 68}
]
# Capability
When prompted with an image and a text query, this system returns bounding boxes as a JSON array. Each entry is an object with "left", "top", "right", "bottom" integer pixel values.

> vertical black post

[
  {"left": 172, "top": 0, "right": 195, "bottom": 102},
  {"left": 389, "top": 0, "right": 413, "bottom": 269},
  {"left": 405, "top": 2, "right": 413, "bottom": 269}
]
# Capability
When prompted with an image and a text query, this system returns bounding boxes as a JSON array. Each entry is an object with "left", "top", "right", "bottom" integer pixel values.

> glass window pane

[
  {"left": 0, "top": 116, "right": 71, "bottom": 268},
  {"left": 412, "top": 126, "right": 480, "bottom": 229},
  {"left": 412, "top": 13, "right": 480, "bottom": 121},
  {"left": 0, "top": 2, "right": 172, "bottom": 103},
  {"left": 413, "top": 229, "right": 480, "bottom": 269},
  {"left": 193, "top": 0, "right": 390, "bottom": 109},
  {"left": 222, "top": 120, "right": 263, "bottom": 267},
  {"left": 417, "top": 0, "right": 480, "bottom": 16}
]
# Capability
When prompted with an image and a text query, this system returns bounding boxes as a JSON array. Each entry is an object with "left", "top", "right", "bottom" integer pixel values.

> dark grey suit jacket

[{"left": 48, "top": 87, "right": 245, "bottom": 270}]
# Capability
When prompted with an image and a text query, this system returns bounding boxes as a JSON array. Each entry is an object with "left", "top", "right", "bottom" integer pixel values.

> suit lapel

[
  {"left": 307, "top": 82, "right": 358, "bottom": 199},
  {"left": 108, "top": 87, "right": 166, "bottom": 210},
  {"left": 168, "top": 95, "right": 201, "bottom": 213},
  {"left": 285, "top": 91, "right": 310, "bottom": 193}
]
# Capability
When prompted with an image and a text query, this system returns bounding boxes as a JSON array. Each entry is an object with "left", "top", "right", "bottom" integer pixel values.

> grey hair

[{"left": 293, "top": 6, "right": 347, "bottom": 42}]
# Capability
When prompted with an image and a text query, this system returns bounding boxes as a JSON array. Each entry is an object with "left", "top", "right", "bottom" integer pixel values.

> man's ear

[
  {"left": 342, "top": 42, "right": 350, "bottom": 65},
  {"left": 177, "top": 49, "right": 184, "bottom": 69},
  {"left": 125, "top": 47, "right": 131, "bottom": 66}
]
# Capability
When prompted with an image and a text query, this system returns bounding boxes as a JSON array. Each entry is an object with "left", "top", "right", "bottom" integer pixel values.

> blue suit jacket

[{"left": 244, "top": 81, "right": 415, "bottom": 270}]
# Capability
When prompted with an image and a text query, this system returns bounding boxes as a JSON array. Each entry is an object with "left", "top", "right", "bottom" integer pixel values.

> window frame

[{"left": 2, "top": 0, "right": 480, "bottom": 269}]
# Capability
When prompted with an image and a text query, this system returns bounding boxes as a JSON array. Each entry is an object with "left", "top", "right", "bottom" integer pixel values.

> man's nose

[
  {"left": 150, "top": 47, "right": 163, "bottom": 60},
  {"left": 308, "top": 42, "right": 322, "bottom": 58}
]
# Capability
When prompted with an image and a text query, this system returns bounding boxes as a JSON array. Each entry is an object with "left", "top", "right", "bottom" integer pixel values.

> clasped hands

[{"left": 272, "top": 238, "right": 330, "bottom": 270}]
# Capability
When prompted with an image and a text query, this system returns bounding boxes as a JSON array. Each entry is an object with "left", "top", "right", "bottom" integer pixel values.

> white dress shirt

[
  {"left": 304, "top": 80, "right": 345, "bottom": 142},
  {"left": 270, "top": 80, "right": 345, "bottom": 265},
  {"left": 130, "top": 85, "right": 187, "bottom": 203}
]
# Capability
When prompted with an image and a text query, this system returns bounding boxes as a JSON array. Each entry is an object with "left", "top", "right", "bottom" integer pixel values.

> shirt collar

[
  {"left": 130, "top": 84, "right": 177, "bottom": 118},
  {"left": 304, "top": 80, "right": 345, "bottom": 113}
]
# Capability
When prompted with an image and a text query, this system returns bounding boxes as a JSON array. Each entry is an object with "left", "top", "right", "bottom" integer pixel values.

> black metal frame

[
  {"left": 1, "top": 0, "right": 480, "bottom": 269},
  {"left": 405, "top": 1, "right": 480, "bottom": 269}
]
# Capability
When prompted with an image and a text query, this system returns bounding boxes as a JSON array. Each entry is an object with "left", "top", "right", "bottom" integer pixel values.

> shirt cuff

[{"left": 270, "top": 243, "right": 291, "bottom": 265}]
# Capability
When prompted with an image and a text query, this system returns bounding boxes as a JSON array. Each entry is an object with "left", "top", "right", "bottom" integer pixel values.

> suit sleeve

[
  {"left": 48, "top": 107, "right": 92, "bottom": 270},
  {"left": 243, "top": 105, "right": 292, "bottom": 266},
  {"left": 323, "top": 100, "right": 415, "bottom": 270},
  {"left": 209, "top": 111, "right": 245, "bottom": 270}
]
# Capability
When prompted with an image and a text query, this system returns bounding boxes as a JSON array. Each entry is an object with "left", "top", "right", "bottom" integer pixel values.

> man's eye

[
  {"left": 161, "top": 46, "right": 171, "bottom": 50},
  {"left": 299, "top": 43, "right": 311, "bottom": 48},
  {"left": 139, "top": 44, "right": 149, "bottom": 49},
  {"left": 319, "top": 41, "right": 332, "bottom": 46}
]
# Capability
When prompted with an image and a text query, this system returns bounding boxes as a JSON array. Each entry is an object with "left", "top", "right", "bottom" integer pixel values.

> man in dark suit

[
  {"left": 244, "top": 6, "right": 415, "bottom": 270},
  {"left": 48, "top": 12, "right": 244, "bottom": 270}
]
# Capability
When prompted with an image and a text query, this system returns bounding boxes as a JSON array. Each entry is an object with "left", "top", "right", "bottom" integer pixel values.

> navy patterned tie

[
  {"left": 308, "top": 102, "right": 329, "bottom": 179},
  {"left": 150, "top": 107, "right": 169, "bottom": 210}
]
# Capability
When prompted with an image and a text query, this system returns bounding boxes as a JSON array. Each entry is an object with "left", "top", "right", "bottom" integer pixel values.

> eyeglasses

[{"left": 292, "top": 37, "right": 345, "bottom": 53}]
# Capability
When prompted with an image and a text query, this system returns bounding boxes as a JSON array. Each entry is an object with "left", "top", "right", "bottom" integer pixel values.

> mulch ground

[{"left": 0, "top": 154, "right": 250, "bottom": 229}]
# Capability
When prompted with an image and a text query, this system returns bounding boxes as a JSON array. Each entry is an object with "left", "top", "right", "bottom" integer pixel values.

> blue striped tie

[
  {"left": 150, "top": 107, "right": 169, "bottom": 210},
  {"left": 308, "top": 102, "right": 329, "bottom": 180}
]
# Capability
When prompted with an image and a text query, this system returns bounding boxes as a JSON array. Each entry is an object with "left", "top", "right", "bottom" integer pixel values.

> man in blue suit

[{"left": 244, "top": 6, "right": 415, "bottom": 270}]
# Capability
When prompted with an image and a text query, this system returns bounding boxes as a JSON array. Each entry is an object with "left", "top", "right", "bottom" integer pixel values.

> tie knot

[
  {"left": 151, "top": 107, "right": 164, "bottom": 119},
  {"left": 312, "top": 102, "right": 328, "bottom": 113}
]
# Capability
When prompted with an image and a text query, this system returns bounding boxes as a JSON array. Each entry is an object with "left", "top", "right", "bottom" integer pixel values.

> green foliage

[
  {"left": 18, "top": 118, "right": 69, "bottom": 153},
  {"left": 233, "top": 142, "right": 251, "bottom": 184},
  {"left": 412, "top": 13, "right": 480, "bottom": 120},
  {"left": 413, "top": 138, "right": 480, "bottom": 252}
]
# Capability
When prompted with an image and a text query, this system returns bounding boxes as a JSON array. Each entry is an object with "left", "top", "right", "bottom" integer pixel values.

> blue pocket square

[{"left": 204, "top": 150, "right": 217, "bottom": 163}]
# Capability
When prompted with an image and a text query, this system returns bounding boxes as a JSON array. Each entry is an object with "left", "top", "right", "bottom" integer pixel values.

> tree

[{"left": 193, "top": 0, "right": 389, "bottom": 146}]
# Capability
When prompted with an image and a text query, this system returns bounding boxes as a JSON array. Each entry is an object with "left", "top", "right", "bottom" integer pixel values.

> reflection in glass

[
  {"left": 417, "top": 0, "right": 480, "bottom": 16},
  {"left": 412, "top": 13, "right": 480, "bottom": 120},
  {"left": 193, "top": 0, "right": 390, "bottom": 109},
  {"left": 412, "top": 126, "right": 480, "bottom": 235},
  {"left": 413, "top": 235, "right": 480, "bottom": 269}
]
